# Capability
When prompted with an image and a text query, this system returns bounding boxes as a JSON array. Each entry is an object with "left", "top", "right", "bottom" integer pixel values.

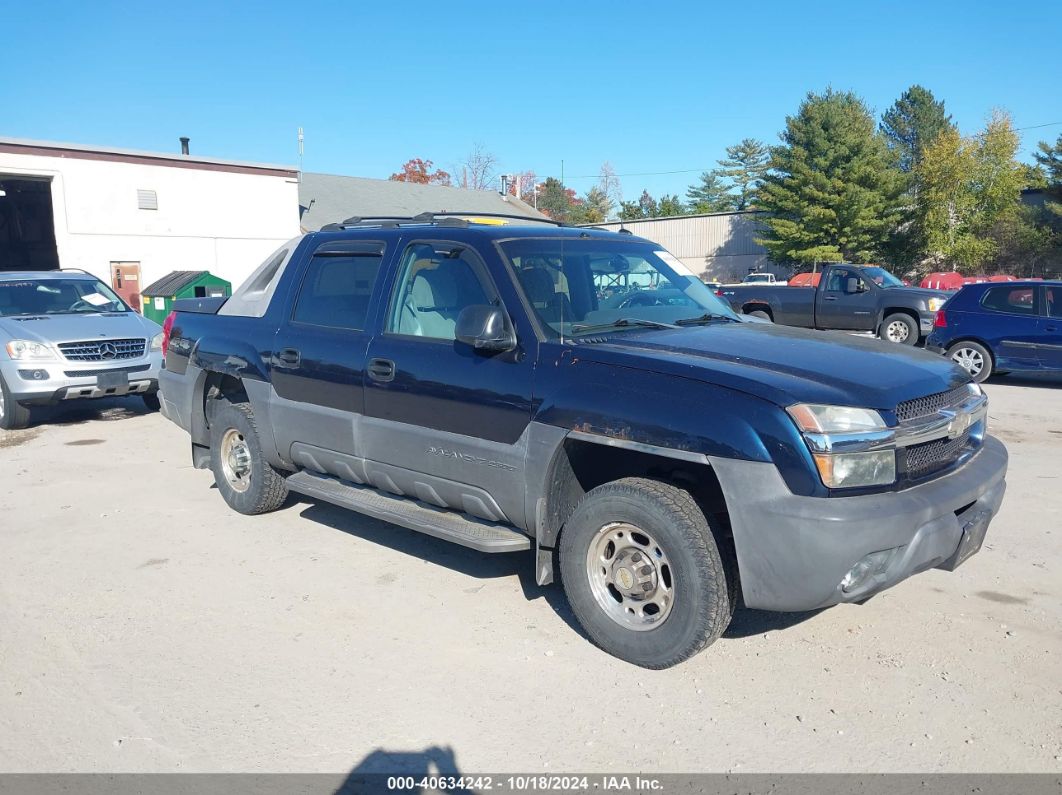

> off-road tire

[
  {"left": 0, "top": 373, "right": 32, "bottom": 431},
  {"left": 559, "top": 477, "right": 735, "bottom": 669},
  {"left": 209, "top": 401, "right": 288, "bottom": 515},
  {"left": 880, "top": 312, "right": 919, "bottom": 345}
]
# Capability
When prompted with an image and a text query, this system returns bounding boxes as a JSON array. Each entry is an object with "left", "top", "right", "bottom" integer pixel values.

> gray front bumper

[
  {"left": 0, "top": 354, "right": 162, "bottom": 405},
  {"left": 710, "top": 436, "right": 1008, "bottom": 611}
]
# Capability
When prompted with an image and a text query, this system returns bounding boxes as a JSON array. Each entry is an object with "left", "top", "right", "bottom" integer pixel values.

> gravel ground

[{"left": 0, "top": 378, "right": 1059, "bottom": 774}]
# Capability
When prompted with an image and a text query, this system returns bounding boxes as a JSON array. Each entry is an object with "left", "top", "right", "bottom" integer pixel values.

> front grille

[
  {"left": 904, "top": 429, "right": 971, "bottom": 476},
  {"left": 63, "top": 364, "right": 151, "bottom": 377},
  {"left": 896, "top": 385, "right": 969, "bottom": 423},
  {"left": 58, "top": 338, "right": 146, "bottom": 361}
]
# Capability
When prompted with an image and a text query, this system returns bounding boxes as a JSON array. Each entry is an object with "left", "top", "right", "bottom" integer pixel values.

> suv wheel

[
  {"left": 947, "top": 341, "right": 993, "bottom": 383},
  {"left": 880, "top": 313, "right": 918, "bottom": 345},
  {"left": 209, "top": 401, "right": 288, "bottom": 515},
  {"left": 559, "top": 478, "right": 735, "bottom": 669},
  {"left": 0, "top": 373, "right": 32, "bottom": 431},
  {"left": 142, "top": 391, "right": 161, "bottom": 412}
]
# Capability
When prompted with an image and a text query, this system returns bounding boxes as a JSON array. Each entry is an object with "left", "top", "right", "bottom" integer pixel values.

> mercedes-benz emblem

[{"left": 99, "top": 342, "right": 118, "bottom": 359}]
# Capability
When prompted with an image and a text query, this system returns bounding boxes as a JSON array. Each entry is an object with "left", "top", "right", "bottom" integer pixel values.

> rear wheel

[
  {"left": 0, "top": 374, "right": 32, "bottom": 431},
  {"left": 880, "top": 313, "right": 918, "bottom": 345},
  {"left": 946, "top": 341, "right": 993, "bottom": 383},
  {"left": 748, "top": 310, "right": 771, "bottom": 321},
  {"left": 559, "top": 478, "right": 735, "bottom": 669},
  {"left": 209, "top": 402, "right": 288, "bottom": 515}
]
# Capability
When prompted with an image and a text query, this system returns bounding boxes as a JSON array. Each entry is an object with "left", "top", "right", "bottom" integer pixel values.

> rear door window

[
  {"left": 1046, "top": 287, "right": 1062, "bottom": 318},
  {"left": 980, "top": 286, "right": 1038, "bottom": 315},
  {"left": 291, "top": 241, "right": 386, "bottom": 330}
]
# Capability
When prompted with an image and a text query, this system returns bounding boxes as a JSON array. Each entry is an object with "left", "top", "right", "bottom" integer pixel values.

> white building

[
  {"left": 0, "top": 137, "right": 300, "bottom": 307},
  {"left": 592, "top": 212, "right": 784, "bottom": 283}
]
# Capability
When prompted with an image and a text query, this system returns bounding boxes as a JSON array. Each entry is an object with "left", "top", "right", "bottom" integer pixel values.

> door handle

[
  {"left": 822, "top": 296, "right": 839, "bottom": 301},
  {"left": 273, "top": 348, "right": 301, "bottom": 368},
  {"left": 367, "top": 357, "right": 396, "bottom": 382}
]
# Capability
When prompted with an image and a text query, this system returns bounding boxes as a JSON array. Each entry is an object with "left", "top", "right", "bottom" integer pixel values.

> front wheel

[
  {"left": 0, "top": 374, "right": 32, "bottom": 431},
  {"left": 142, "top": 391, "right": 161, "bottom": 412},
  {"left": 209, "top": 401, "right": 288, "bottom": 515},
  {"left": 880, "top": 313, "right": 919, "bottom": 345},
  {"left": 559, "top": 478, "right": 735, "bottom": 669},
  {"left": 946, "top": 341, "right": 993, "bottom": 383}
]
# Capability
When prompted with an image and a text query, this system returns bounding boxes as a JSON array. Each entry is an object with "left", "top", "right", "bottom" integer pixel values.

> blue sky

[{"left": 3, "top": 1, "right": 1060, "bottom": 201}]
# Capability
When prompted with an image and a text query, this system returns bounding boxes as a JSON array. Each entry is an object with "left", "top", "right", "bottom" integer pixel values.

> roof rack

[
  {"left": 56, "top": 267, "right": 94, "bottom": 275},
  {"left": 320, "top": 210, "right": 565, "bottom": 232}
]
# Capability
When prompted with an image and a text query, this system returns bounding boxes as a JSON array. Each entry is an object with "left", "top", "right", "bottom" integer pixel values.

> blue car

[{"left": 926, "top": 280, "right": 1062, "bottom": 382}]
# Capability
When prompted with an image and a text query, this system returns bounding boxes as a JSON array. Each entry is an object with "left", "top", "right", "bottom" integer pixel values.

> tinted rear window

[
  {"left": 292, "top": 242, "right": 385, "bottom": 330},
  {"left": 980, "top": 286, "right": 1036, "bottom": 315}
]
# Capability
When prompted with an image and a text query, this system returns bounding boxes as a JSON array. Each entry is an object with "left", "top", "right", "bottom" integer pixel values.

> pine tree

[
  {"left": 716, "top": 139, "right": 769, "bottom": 210},
  {"left": 657, "top": 194, "right": 686, "bottom": 217},
  {"left": 686, "top": 171, "right": 732, "bottom": 213},
  {"left": 637, "top": 190, "right": 659, "bottom": 218},
  {"left": 756, "top": 89, "right": 905, "bottom": 264},
  {"left": 881, "top": 85, "right": 954, "bottom": 172}
]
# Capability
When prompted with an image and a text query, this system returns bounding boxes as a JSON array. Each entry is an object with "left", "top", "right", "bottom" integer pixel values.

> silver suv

[{"left": 0, "top": 270, "right": 163, "bottom": 430}]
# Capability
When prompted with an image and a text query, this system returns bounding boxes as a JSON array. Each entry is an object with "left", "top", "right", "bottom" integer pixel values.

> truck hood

[
  {"left": 0, "top": 312, "right": 161, "bottom": 347},
  {"left": 573, "top": 321, "right": 969, "bottom": 411},
  {"left": 880, "top": 286, "right": 949, "bottom": 304}
]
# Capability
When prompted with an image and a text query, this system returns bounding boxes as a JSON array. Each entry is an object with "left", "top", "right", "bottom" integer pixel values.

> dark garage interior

[{"left": 0, "top": 176, "right": 60, "bottom": 272}]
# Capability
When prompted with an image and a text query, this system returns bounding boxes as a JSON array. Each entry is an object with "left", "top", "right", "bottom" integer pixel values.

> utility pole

[{"left": 297, "top": 127, "right": 304, "bottom": 174}]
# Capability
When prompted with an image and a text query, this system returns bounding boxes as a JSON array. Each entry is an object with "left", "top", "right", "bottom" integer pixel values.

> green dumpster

[{"left": 141, "top": 271, "right": 231, "bottom": 323}]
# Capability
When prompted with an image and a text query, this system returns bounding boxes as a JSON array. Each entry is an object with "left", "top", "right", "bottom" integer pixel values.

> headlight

[
  {"left": 150, "top": 332, "right": 164, "bottom": 351},
  {"left": 927, "top": 297, "right": 946, "bottom": 312},
  {"left": 5, "top": 340, "right": 56, "bottom": 361},
  {"left": 812, "top": 450, "right": 896, "bottom": 489},
  {"left": 787, "top": 404, "right": 887, "bottom": 434},
  {"left": 788, "top": 403, "right": 895, "bottom": 489}
]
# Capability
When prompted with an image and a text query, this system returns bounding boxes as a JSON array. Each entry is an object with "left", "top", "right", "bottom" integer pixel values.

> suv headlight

[
  {"left": 149, "top": 332, "right": 164, "bottom": 351},
  {"left": 5, "top": 340, "right": 56, "bottom": 361},
  {"left": 788, "top": 403, "right": 896, "bottom": 489}
]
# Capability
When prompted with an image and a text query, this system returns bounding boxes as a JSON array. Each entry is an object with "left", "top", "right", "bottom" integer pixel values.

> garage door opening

[{"left": 0, "top": 176, "right": 60, "bottom": 272}]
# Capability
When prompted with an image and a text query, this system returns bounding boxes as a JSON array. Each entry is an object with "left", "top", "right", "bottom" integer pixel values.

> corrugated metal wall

[{"left": 595, "top": 211, "right": 784, "bottom": 283}]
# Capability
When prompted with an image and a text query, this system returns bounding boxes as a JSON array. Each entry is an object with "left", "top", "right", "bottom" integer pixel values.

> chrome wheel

[
  {"left": 885, "top": 319, "right": 911, "bottom": 343},
  {"left": 951, "top": 346, "right": 985, "bottom": 377},
  {"left": 219, "top": 428, "right": 252, "bottom": 493},
  {"left": 586, "top": 522, "right": 674, "bottom": 631}
]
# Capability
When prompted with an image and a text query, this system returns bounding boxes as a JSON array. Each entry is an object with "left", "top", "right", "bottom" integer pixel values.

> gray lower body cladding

[{"left": 710, "top": 435, "right": 1008, "bottom": 611}]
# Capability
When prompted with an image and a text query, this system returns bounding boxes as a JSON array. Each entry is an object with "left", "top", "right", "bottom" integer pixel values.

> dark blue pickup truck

[{"left": 159, "top": 214, "right": 1008, "bottom": 668}]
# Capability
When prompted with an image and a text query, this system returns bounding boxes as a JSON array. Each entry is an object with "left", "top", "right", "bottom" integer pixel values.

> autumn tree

[
  {"left": 389, "top": 158, "right": 452, "bottom": 186},
  {"left": 537, "top": 177, "right": 581, "bottom": 222},
  {"left": 456, "top": 143, "right": 498, "bottom": 190},
  {"left": 581, "top": 186, "right": 612, "bottom": 223},
  {"left": 916, "top": 111, "right": 1027, "bottom": 272},
  {"left": 598, "top": 162, "right": 622, "bottom": 215}
]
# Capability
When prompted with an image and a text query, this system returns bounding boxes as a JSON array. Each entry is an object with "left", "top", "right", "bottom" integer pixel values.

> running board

[{"left": 285, "top": 470, "right": 531, "bottom": 553}]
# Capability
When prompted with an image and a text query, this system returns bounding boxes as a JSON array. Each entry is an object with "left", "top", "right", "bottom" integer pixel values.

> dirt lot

[{"left": 1, "top": 379, "right": 1060, "bottom": 775}]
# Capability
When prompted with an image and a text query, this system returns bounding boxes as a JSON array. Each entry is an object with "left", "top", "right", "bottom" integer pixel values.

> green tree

[
  {"left": 880, "top": 85, "right": 954, "bottom": 172},
  {"left": 716, "top": 138, "right": 769, "bottom": 209},
  {"left": 917, "top": 111, "right": 1027, "bottom": 272},
  {"left": 686, "top": 171, "right": 732, "bottom": 213},
  {"left": 537, "top": 177, "right": 580, "bottom": 222},
  {"left": 756, "top": 89, "right": 905, "bottom": 264},
  {"left": 581, "top": 186, "right": 612, "bottom": 223},
  {"left": 657, "top": 194, "right": 686, "bottom": 217},
  {"left": 1034, "top": 134, "right": 1062, "bottom": 227},
  {"left": 618, "top": 200, "right": 643, "bottom": 221},
  {"left": 637, "top": 190, "right": 659, "bottom": 218}
]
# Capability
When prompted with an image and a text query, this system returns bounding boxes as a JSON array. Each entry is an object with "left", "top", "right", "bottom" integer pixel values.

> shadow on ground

[
  {"left": 337, "top": 745, "right": 472, "bottom": 794},
  {"left": 295, "top": 497, "right": 821, "bottom": 651},
  {"left": 23, "top": 395, "right": 156, "bottom": 428},
  {"left": 988, "top": 373, "right": 1062, "bottom": 390}
]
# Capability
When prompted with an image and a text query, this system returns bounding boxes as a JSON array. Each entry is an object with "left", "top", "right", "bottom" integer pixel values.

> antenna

[{"left": 297, "top": 127, "right": 304, "bottom": 173}]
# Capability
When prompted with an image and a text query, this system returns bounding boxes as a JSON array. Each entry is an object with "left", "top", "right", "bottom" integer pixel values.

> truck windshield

[
  {"left": 861, "top": 267, "right": 904, "bottom": 288},
  {"left": 498, "top": 238, "right": 739, "bottom": 336},
  {"left": 0, "top": 278, "right": 130, "bottom": 317}
]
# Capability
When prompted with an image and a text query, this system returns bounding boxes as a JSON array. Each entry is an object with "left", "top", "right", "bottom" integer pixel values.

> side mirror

[
  {"left": 846, "top": 277, "right": 866, "bottom": 294},
  {"left": 455, "top": 305, "right": 517, "bottom": 353}
]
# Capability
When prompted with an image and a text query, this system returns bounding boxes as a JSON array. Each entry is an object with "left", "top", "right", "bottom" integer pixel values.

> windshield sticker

[
  {"left": 654, "top": 251, "right": 698, "bottom": 279},
  {"left": 80, "top": 292, "right": 111, "bottom": 307}
]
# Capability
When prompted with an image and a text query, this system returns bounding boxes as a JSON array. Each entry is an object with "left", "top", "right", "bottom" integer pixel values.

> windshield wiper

[
  {"left": 674, "top": 313, "right": 738, "bottom": 326},
  {"left": 570, "top": 317, "right": 680, "bottom": 333}
]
